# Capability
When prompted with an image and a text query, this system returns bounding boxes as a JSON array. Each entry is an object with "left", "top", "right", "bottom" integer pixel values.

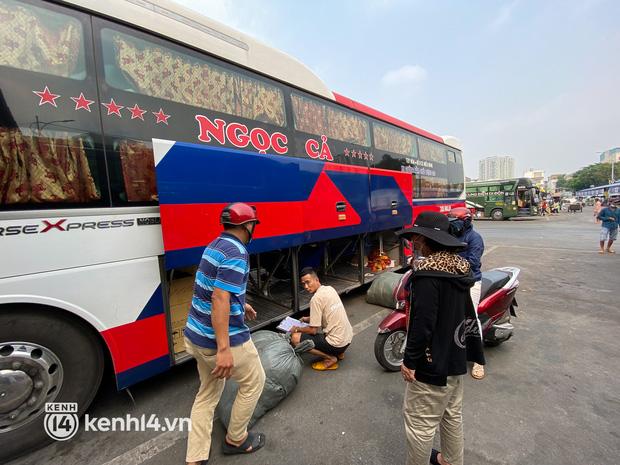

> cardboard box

[{"left": 169, "top": 276, "right": 195, "bottom": 354}]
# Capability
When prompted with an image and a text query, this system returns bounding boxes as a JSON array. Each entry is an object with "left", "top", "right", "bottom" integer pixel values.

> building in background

[
  {"left": 478, "top": 156, "right": 515, "bottom": 180},
  {"left": 547, "top": 174, "right": 563, "bottom": 193},
  {"left": 599, "top": 147, "right": 620, "bottom": 163},
  {"left": 523, "top": 168, "right": 546, "bottom": 189}
]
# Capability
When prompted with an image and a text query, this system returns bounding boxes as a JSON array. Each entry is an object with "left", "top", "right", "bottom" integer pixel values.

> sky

[{"left": 172, "top": 0, "right": 620, "bottom": 179}]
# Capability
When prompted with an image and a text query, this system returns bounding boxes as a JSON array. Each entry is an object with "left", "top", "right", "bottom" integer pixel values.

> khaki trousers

[
  {"left": 403, "top": 376, "right": 464, "bottom": 465},
  {"left": 185, "top": 337, "right": 266, "bottom": 463}
]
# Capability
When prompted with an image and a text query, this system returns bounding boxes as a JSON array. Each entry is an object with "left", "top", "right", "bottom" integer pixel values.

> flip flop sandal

[
  {"left": 607, "top": 249, "right": 616, "bottom": 254},
  {"left": 471, "top": 363, "right": 485, "bottom": 380},
  {"left": 312, "top": 360, "right": 339, "bottom": 371},
  {"left": 222, "top": 432, "right": 266, "bottom": 455},
  {"left": 430, "top": 448, "right": 441, "bottom": 465},
  {"left": 599, "top": 250, "right": 605, "bottom": 254}
]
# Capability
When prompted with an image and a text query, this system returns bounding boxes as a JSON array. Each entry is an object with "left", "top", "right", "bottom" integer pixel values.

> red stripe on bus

[
  {"left": 160, "top": 171, "right": 362, "bottom": 252},
  {"left": 333, "top": 92, "right": 445, "bottom": 144},
  {"left": 101, "top": 314, "right": 169, "bottom": 374},
  {"left": 412, "top": 201, "right": 466, "bottom": 218},
  {"left": 369, "top": 167, "right": 414, "bottom": 207}
]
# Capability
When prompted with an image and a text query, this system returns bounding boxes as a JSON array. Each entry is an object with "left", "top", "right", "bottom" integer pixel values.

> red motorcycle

[{"left": 374, "top": 267, "right": 521, "bottom": 371}]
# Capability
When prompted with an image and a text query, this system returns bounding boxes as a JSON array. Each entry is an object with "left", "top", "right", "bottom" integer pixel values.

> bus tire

[
  {"left": 491, "top": 209, "right": 504, "bottom": 221},
  {"left": 0, "top": 308, "right": 104, "bottom": 462}
]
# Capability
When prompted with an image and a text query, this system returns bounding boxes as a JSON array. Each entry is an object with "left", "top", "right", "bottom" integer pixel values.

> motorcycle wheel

[{"left": 374, "top": 330, "right": 406, "bottom": 372}]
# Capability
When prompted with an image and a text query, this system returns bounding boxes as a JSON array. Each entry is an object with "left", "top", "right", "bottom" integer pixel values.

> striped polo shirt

[{"left": 184, "top": 232, "right": 251, "bottom": 349}]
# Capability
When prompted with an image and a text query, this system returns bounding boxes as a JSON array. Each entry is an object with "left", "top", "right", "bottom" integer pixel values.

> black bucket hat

[{"left": 396, "top": 211, "right": 467, "bottom": 248}]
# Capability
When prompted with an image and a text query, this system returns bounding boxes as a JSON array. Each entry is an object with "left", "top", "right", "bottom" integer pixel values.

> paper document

[{"left": 277, "top": 316, "right": 309, "bottom": 332}]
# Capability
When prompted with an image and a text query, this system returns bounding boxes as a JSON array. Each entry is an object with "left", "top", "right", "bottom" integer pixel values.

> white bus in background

[{"left": 0, "top": 0, "right": 465, "bottom": 459}]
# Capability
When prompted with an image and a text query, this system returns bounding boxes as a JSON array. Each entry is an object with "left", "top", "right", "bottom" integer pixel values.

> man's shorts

[
  {"left": 600, "top": 226, "right": 618, "bottom": 241},
  {"left": 301, "top": 333, "right": 349, "bottom": 356}
]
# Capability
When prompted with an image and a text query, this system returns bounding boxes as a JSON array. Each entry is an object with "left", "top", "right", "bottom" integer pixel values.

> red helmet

[
  {"left": 220, "top": 202, "right": 260, "bottom": 226},
  {"left": 448, "top": 207, "right": 472, "bottom": 220}
]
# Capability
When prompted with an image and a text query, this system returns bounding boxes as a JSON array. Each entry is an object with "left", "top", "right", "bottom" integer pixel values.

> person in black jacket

[{"left": 396, "top": 211, "right": 485, "bottom": 465}]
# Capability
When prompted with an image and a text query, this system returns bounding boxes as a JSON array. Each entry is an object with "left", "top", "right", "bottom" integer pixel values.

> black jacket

[{"left": 403, "top": 252, "right": 485, "bottom": 386}]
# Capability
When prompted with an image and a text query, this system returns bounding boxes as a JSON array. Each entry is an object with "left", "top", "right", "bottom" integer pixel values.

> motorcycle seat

[{"left": 480, "top": 270, "right": 510, "bottom": 300}]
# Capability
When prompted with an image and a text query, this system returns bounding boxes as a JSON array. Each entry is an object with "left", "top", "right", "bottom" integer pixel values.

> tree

[
  {"left": 564, "top": 163, "right": 614, "bottom": 191},
  {"left": 556, "top": 174, "right": 568, "bottom": 189}
]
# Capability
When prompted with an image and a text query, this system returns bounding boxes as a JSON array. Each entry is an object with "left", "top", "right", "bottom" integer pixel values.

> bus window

[
  {"left": 100, "top": 28, "right": 286, "bottom": 127},
  {"left": 291, "top": 93, "right": 370, "bottom": 146},
  {"left": 418, "top": 138, "right": 447, "bottom": 164},
  {"left": 115, "top": 139, "right": 158, "bottom": 202},
  {"left": 420, "top": 176, "right": 448, "bottom": 198},
  {"left": 0, "top": 0, "right": 86, "bottom": 79},
  {"left": 373, "top": 122, "right": 417, "bottom": 158},
  {"left": 447, "top": 149, "right": 464, "bottom": 197},
  {"left": 0, "top": 0, "right": 107, "bottom": 209}
]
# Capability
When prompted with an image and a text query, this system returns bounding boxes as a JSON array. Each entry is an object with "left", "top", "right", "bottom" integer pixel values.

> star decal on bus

[
  {"left": 127, "top": 104, "right": 147, "bottom": 120},
  {"left": 102, "top": 98, "right": 124, "bottom": 117},
  {"left": 153, "top": 108, "right": 171, "bottom": 125},
  {"left": 70, "top": 93, "right": 95, "bottom": 112},
  {"left": 33, "top": 86, "right": 61, "bottom": 107}
]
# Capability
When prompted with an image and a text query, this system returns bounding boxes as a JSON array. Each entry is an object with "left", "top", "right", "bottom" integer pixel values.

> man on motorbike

[
  {"left": 448, "top": 207, "right": 486, "bottom": 380},
  {"left": 397, "top": 211, "right": 485, "bottom": 465}
]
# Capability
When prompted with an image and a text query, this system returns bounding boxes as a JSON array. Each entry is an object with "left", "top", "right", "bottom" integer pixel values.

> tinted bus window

[
  {"left": 101, "top": 29, "right": 286, "bottom": 127},
  {"left": 0, "top": 0, "right": 86, "bottom": 79},
  {"left": 373, "top": 122, "right": 417, "bottom": 157},
  {"left": 291, "top": 93, "right": 370, "bottom": 146},
  {"left": 0, "top": 0, "right": 107, "bottom": 210},
  {"left": 96, "top": 22, "right": 294, "bottom": 205},
  {"left": 447, "top": 149, "right": 464, "bottom": 197},
  {"left": 418, "top": 138, "right": 446, "bottom": 164}
]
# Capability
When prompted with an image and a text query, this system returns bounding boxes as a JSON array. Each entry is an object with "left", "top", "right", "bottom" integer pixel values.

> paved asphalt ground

[{"left": 7, "top": 207, "right": 620, "bottom": 465}]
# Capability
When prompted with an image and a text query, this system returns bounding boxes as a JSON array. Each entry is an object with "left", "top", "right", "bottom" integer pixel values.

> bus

[
  {"left": 466, "top": 178, "right": 539, "bottom": 220},
  {"left": 577, "top": 182, "right": 620, "bottom": 203},
  {"left": 0, "top": 0, "right": 464, "bottom": 456}
]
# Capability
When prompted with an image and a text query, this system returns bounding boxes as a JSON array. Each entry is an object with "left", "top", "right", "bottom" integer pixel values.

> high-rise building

[{"left": 478, "top": 156, "right": 515, "bottom": 180}]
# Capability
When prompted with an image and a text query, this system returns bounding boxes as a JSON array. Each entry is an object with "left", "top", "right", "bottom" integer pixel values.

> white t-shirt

[{"left": 309, "top": 285, "right": 353, "bottom": 347}]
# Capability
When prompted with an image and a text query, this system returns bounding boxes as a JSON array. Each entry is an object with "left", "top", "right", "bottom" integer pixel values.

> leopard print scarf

[{"left": 414, "top": 250, "right": 471, "bottom": 275}]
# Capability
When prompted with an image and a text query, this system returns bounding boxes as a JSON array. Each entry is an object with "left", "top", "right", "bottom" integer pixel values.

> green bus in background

[{"left": 466, "top": 177, "right": 540, "bottom": 220}]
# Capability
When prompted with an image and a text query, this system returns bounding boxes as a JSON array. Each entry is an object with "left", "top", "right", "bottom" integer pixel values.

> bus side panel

[
  {"left": 302, "top": 163, "right": 370, "bottom": 243},
  {"left": 0, "top": 257, "right": 170, "bottom": 389},
  {"left": 155, "top": 141, "right": 373, "bottom": 268},
  {"left": 0, "top": 212, "right": 164, "bottom": 279},
  {"left": 368, "top": 167, "right": 413, "bottom": 232},
  {"left": 155, "top": 142, "right": 312, "bottom": 269}
]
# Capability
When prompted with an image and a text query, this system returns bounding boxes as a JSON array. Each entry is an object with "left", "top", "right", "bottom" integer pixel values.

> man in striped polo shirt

[{"left": 184, "top": 203, "right": 266, "bottom": 465}]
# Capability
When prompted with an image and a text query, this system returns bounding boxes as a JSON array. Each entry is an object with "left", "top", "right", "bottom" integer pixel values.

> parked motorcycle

[{"left": 374, "top": 266, "right": 521, "bottom": 371}]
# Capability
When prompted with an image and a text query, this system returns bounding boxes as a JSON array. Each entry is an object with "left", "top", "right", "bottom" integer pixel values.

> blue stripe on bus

[
  {"left": 115, "top": 355, "right": 171, "bottom": 390},
  {"left": 136, "top": 285, "right": 164, "bottom": 320}
]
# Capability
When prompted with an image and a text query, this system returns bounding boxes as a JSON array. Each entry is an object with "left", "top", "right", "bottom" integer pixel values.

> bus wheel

[
  {"left": 0, "top": 308, "right": 104, "bottom": 462},
  {"left": 491, "top": 209, "right": 504, "bottom": 221}
]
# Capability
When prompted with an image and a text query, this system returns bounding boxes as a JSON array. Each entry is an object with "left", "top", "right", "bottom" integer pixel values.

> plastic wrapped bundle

[
  {"left": 366, "top": 271, "right": 402, "bottom": 308},
  {"left": 216, "top": 330, "right": 303, "bottom": 428}
]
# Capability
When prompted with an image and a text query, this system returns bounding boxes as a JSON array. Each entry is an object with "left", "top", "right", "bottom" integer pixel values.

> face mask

[
  {"left": 244, "top": 222, "right": 256, "bottom": 244},
  {"left": 449, "top": 219, "right": 465, "bottom": 236}
]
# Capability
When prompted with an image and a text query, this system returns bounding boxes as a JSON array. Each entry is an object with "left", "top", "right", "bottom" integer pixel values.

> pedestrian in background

[
  {"left": 597, "top": 202, "right": 619, "bottom": 254},
  {"left": 594, "top": 197, "right": 602, "bottom": 223},
  {"left": 184, "top": 203, "right": 266, "bottom": 465},
  {"left": 397, "top": 212, "right": 485, "bottom": 465}
]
